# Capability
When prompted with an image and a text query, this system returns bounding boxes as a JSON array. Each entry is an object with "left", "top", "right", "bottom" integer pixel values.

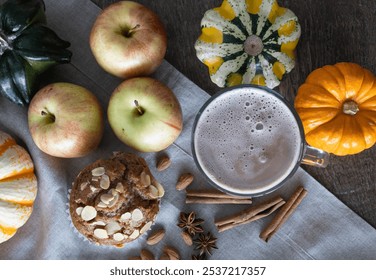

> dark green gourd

[{"left": 0, "top": 0, "right": 72, "bottom": 106}]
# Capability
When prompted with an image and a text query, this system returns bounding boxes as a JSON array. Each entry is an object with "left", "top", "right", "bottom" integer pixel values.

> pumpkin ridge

[
  {"left": 212, "top": 52, "right": 249, "bottom": 87},
  {"left": 200, "top": 11, "right": 245, "bottom": 43},
  {"left": 306, "top": 115, "right": 345, "bottom": 153},
  {"left": 0, "top": 224, "right": 17, "bottom": 237},
  {"left": 253, "top": 0, "right": 275, "bottom": 35},
  {"left": 241, "top": 56, "right": 257, "bottom": 84},
  {"left": 359, "top": 96, "right": 376, "bottom": 111},
  {"left": 225, "top": 55, "right": 250, "bottom": 85},
  {"left": 228, "top": 0, "right": 254, "bottom": 35},
  {"left": 298, "top": 108, "right": 339, "bottom": 134},
  {"left": 0, "top": 138, "right": 16, "bottom": 156},
  {"left": 335, "top": 63, "right": 365, "bottom": 100},
  {"left": 224, "top": 49, "right": 249, "bottom": 62},
  {"left": 354, "top": 113, "right": 376, "bottom": 148},
  {"left": 0, "top": 172, "right": 35, "bottom": 183},
  {"left": 258, "top": 18, "right": 272, "bottom": 38},
  {"left": 305, "top": 79, "right": 343, "bottom": 104},
  {"left": 320, "top": 67, "right": 346, "bottom": 102},
  {"left": 296, "top": 84, "right": 341, "bottom": 108},
  {"left": 335, "top": 116, "right": 366, "bottom": 155},
  {"left": 0, "top": 166, "right": 34, "bottom": 181},
  {"left": 267, "top": 50, "right": 294, "bottom": 72},
  {"left": 259, "top": 54, "right": 279, "bottom": 87},
  {"left": 196, "top": 41, "right": 244, "bottom": 60},
  {"left": 262, "top": 30, "right": 279, "bottom": 47},
  {"left": 353, "top": 69, "right": 376, "bottom": 104},
  {"left": 231, "top": 15, "right": 251, "bottom": 38},
  {"left": 0, "top": 199, "right": 34, "bottom": 207},
  {"left": 214, "top": 0, "right": 236, "bottom": 20}
]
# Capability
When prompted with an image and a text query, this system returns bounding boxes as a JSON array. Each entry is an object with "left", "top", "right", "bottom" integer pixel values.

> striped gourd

[
  {"left": 0, "top": 131, "right": 37, "bottom": 244},
  {"left": 195, "top": 0, "right": 301, "bottom": 89}
]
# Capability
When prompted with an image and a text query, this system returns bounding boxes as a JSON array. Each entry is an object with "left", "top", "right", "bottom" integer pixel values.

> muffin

[{"left": 69, "top": 152, "right": 164, "bottom": 247}]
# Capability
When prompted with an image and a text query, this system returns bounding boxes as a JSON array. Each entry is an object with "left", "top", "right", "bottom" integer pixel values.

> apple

[
  {"left": 108, "top": 77, "right": 183, "bottom": 152},
  {"left": 28, "top": 83, "right": 104, "bottom": 158},
  {"left": 89, "top": 1, "right": 167, "bottom": 78}
]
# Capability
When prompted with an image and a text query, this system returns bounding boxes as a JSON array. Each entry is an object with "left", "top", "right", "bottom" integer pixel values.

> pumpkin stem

[
  {"left": 342, "top": 100, "right": 359, "bottom": 115},
  {"left": 134, "top": 100, "right": 144, "bottom": 115},
  {"left": 244, "top": 35, "right": 264, "bottom": 56}
]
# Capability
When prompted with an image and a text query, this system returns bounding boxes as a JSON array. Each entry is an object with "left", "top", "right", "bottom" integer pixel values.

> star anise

[
  {"left": 177, "top": 212, "right": 204, "bottom": 236},
  {"left": 191, "top": 253, "right": 206, "bottom": 260},
  {"left": 194, "top": 232, "right": 218, "bottom": 256}
]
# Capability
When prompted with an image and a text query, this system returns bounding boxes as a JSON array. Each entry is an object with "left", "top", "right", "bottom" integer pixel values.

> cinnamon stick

[
  {"left": 259, "top": 186, "right": 308, "bottom": 242},
  {"left": 186, "top": 197, "right": 253, "bottom": 204},
  {"left": 186, "top": 189, "right": 249, "bottom": 199},
  {"left": 185, "top": 189, "right": 252, "bottom": 204},
  {"left": 214, "top": 196, "right": 285, "bottom": 232}
]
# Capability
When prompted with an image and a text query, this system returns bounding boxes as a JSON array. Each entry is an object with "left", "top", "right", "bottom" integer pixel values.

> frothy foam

[{"left": 193, "top": 87, "right": 302, "bottom": 195}]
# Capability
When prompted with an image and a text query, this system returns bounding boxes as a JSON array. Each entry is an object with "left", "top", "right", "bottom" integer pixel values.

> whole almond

[
  {"left": 176, "top": 173, "right": 194, "bottom": 191},
  {"left": 140, "top": 249, "right": 155, "bottom": 260},
  {"left": 146, "top": 228, "right": 165, "bottom": 245},
  {"left": 164, "top": 246, "right": 180, "bottom": 260},
  {"left": 180, "top": 231, "right": 193, "bottom": 246},
  {"left": 156, "top": 156, "right": 171, "bottom": 171}
]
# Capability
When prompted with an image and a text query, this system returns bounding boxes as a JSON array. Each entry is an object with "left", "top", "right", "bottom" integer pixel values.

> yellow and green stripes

[{"left": 195, "top": 0, "right": 301, "bottom": 89}]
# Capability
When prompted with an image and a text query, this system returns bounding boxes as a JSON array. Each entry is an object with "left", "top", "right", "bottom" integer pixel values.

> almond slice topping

[
  {"left": 100, "top": 174, "right": 110, "bottom": 190},
  {"left": 81, "top": 206, "right": 97, "bottom": 221},
  {"left": 140, "top": 171, "right": 151, "bottom": 187},
  {"left": 80, "top": 182, "right": 88, "bottom": 191},
  {"left": 155, "top": 181, "right": 165, "bottom": 197},
  {"left": 129, "top": 229, "right": 140, "bottom": 239},
  {"left": 108, "top": 194, "right": 119, "bottom": 208},
  {"left": 97, "top": 202, "right": 107, "bottom": 208},
  {"left": 94, "top": 228, "right": 108, "bottom": 239},
  {"left": 90, "top": 221, "right": 106, "bottom": 226},
  {"left": 100, "top": 194, "right": 114, "bottom": 205},
  {"left": 110, "top": 189, "right": 118, "bottom": 196},
  {"left": 131, "top": 208, "right": 143, "bottom": 222},
  {"left": 120, "top": 212, "right": 131, "bottom": 221},
  {"left": 115, "top": 182, "right": 124, "bottom": 193},
  {"left": 113, "top": 233, "right": 125, "bottom": 241},
  {"left": 75, "top": 207, "right": 83, "bottom": 216},
  {"left": 91, "top": 167, "right": 105, "bottom": 177},
  {"left": 149, "top": 185, "right": 159, "bottom": 198},
  {"left": 105, "top": 221, "right": 121, "bottom": 235},
  {"left": 140, "top": 221, "right": 153, "bottom": 234}
]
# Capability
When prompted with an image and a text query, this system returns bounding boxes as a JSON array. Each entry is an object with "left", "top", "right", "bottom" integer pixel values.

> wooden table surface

[{"left": 91, "top": 0, "right": 376, "bottom": 229}]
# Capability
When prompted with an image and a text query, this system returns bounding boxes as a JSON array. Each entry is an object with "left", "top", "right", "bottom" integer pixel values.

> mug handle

[{"left": 301, "top": 145, "right": 330, "bottom": 168}]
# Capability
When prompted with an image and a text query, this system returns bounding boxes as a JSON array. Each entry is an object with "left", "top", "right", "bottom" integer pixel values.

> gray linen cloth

[{"left": 0, "top": 0, "right": 376, "bottom": 259}]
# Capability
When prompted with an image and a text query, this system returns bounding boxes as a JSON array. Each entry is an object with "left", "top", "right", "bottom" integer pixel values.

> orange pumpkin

[
  {"left": 0, "top": 131, "right": 37, "bottom": 243},
  {"left": 294, "top": 62, "right": 376, "bottom": 156}
]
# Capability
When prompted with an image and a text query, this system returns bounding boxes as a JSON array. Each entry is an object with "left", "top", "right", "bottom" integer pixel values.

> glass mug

[{"left": 192, "top": 85, "right": 329, "bottom": 197}]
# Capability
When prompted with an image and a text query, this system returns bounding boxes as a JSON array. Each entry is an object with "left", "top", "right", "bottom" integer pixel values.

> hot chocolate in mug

[{"left": 192, "top": 85, "right": 329, "bottom": 197}]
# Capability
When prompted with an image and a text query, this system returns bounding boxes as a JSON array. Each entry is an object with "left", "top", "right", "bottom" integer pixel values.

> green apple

[
  {"left": 28, "top": 83, "right": 104, "bottom": 158},
  {"left": 90, "top": 1, "right": 167, "bottom": 78},
  {"left": 108, "top": 77, "right": 183, "bottom": 152}
]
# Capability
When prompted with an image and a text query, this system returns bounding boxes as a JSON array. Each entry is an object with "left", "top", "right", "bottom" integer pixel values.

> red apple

[
  {"left": 90, "top": 1, "right": 167, "bottom": 78},
  {"left": 28, "top": 83, "right": 104, "bottom": 158},
  {"left": 108, "top": 77, "right": 183, "bottom": 152}
]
